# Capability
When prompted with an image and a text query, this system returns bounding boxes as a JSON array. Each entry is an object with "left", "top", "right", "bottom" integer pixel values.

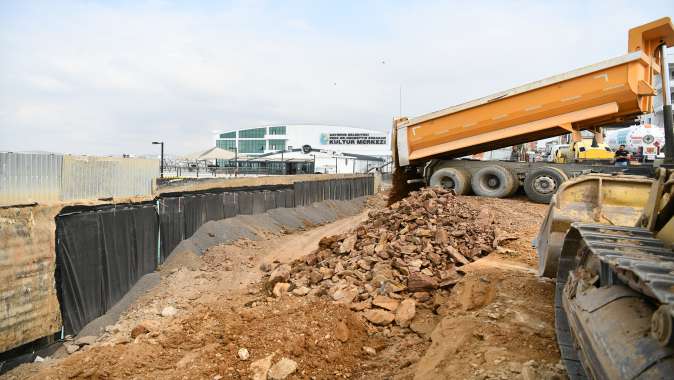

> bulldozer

[
  {"left": 390, "top": 17, "right": 674, "bottom": 378},
  {"left": 536, "top": 54, "right": 674, "bottom": 378}
]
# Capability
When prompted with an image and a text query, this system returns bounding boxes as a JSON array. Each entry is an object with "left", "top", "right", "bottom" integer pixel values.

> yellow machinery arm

[{"left": 395, "top": 17, "right": 674, "bottom": 167}]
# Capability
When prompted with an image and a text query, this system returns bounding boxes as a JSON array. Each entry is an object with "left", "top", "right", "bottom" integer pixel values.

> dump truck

[
  {"left": 392, "top": 18, "right": 673, "bottom": 203},
  {"left": 393, "top": 17, "right": 674, "bottom": 378}
]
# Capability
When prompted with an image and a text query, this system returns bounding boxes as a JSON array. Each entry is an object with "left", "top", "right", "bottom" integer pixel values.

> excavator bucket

[{"left": 536, "top": 173, "right": 654, "bottom": 277}]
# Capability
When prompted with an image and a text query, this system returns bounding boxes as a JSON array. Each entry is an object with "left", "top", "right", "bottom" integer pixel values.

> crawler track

[{"left": 555, "top": 223, "right": 674, "bottom": 379}]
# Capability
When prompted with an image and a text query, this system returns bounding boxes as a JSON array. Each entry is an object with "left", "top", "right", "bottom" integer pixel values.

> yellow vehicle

[
  {"left": 392, "top": 18, "right": 673, "bottom": 203},
  {"left": 554, "top": 138, "right": 614, "bottom": 163},
  {"left": 391, "top": 17, "right": 674, "bottom": 377}
]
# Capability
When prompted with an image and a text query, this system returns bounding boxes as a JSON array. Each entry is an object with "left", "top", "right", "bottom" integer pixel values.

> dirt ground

[{"left": 3, "top": 193, "right": 564, "bottom": 380}]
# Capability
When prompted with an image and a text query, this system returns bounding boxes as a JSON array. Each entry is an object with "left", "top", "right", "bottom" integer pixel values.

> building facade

[{"left": 213, "top": 124, "right": 390, "bottom": 158}]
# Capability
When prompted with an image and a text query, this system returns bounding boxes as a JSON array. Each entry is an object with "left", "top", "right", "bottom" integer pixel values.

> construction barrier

[
  {"left": 49, "top": 176, "right": 373, "bottom": 337},
  {"left": 292, "top": 176, "right": 373, "bottom": 206},
  {"left": 55, "top": 203, "right": 158, "bottom": 335}
]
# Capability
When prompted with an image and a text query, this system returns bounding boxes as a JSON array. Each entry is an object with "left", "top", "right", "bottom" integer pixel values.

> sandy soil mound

[{"left": 30, "top": 298, "right": 386, "bottom": 379}]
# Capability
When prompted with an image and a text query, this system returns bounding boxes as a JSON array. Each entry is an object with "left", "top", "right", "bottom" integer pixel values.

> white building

[
  {"left": 212, "top": 124, "right": 390, "bottom": 158},
  {"left": 249, "top": 149, "right": 387, "bottom": 174}
]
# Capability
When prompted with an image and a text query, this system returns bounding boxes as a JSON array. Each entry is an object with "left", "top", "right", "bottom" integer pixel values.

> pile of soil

[{"left": 28, "top": 298, "right": 385, "bottom": 379}]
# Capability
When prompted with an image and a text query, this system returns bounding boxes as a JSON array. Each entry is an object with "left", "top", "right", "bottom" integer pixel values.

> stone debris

[
  {"left": 372, "top": 295, "right": 399, "bottom": 311},
  {"left": 249, "top": 353, "right": 274, "bottom": 380},
  {"left": 272, "top": 282, "right": 291, "bottom": 298},
  {"left": 395, "top": 298, "right": 416, "bottom": 327},
  {"left": 291, "top": 286, "right": 310, "bottom": 296},
  {"left": 363, "top": 309, "right": 395, "bottom": 325},
  {"left": 267, "top": 264, "right": 291, "bottom": 289},
  {"left": 267, "top": 357, "right": 298, "bottom": 380},
  {"left": 237, "top": 347, "right": 250, "bottom": 361},
  {"left": 266, "top": 187, "right": 497, "bottom": 328}
]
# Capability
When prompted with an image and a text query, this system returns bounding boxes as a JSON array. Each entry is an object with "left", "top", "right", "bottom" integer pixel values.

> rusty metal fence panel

[
  {"left": 61, "top": 156, "right": 158, "bottom": 201},
  {"left": 0, "top": 152, "right": 62, "bottom": 206}
]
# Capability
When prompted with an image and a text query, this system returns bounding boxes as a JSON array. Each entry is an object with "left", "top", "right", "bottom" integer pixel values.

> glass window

[
  {"left": 268, "top": 139, "right": 286, "bottom": 151},
  {"left": 268, "top": 126, "right": 286, "bottom": 135},
  {"left": 239, "top": 139, "right": 266, "bottom": 153},
  {"left": 219, "top": 131, "right": 236, "bottom": 139},
  {"left": 238, "top": 128, "right": 266, "bottom": 138},
  {"left": 216, "top": 139, "right": 237, "bottom": 151}
]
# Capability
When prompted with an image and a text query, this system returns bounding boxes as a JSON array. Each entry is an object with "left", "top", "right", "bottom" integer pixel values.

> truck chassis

[{"left": 424, "top": 159, "right": 653, "bottom": 203}]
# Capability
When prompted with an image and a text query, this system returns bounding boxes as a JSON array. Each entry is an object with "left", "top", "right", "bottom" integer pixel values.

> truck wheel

[
  {"left": 524, "top": 167, "right": 568, "bottom": 203},
  {"left": 429, "top": 167, "right": 471, "bottom": 195},
  {"left": 470, "top": 165, "right": 517, "bottom": 198}
]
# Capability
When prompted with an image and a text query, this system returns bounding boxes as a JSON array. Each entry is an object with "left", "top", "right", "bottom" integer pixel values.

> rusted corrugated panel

[
  {"left": 0, "top": 152, "right": 62, "bottom": 206},
  {"left": 61, "top": 156, "right": 159, "bottom": 201},
  {"left": 0, "top": 205, "right": 62, "bottom": 352}
]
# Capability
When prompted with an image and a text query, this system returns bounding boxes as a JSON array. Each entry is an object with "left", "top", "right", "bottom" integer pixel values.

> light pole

[{"left": 152, "top": 141, "right": 164, "bottom": 178}]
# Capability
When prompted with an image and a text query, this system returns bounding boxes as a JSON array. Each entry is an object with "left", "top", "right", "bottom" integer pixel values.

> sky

[{"left": 1, "top": 1, "right": 673, "bottom": 156}]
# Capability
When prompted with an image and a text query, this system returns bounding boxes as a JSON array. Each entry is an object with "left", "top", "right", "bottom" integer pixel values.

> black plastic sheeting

[
  {"left": 157, "top": 185, "right": 293, "bottom": 260},
  {"left": 293, "top": 176, "right": 373, "bottom": 206},
  {"left": 55, "top": 203, "right": 158, "bottom": 335},
  {"left": 53, "top": 176, "right": 373, "bottom": 336}
]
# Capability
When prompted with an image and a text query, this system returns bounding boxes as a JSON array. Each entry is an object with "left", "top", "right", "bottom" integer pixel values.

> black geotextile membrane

[{"left": 55, "top": 203, "right": 158, "bottom": 335}]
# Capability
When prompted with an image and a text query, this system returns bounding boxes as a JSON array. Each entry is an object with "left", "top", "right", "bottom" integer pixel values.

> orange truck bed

[{"left": 395, "top": 17, "right": 674, "bottom": 167}]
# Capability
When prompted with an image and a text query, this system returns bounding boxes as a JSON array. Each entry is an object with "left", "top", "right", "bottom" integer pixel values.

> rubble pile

[{"left": 265, "top": 187, "right": 503, "bottom": 326}]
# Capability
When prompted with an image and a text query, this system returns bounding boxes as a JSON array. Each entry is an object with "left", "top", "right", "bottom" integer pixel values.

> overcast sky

[{"left": 1, "top": 1, "right": 673, "bottom": 156}]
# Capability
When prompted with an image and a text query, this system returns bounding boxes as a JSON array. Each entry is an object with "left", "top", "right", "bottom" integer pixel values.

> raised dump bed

[{"left": 395, "top": 18, "right": 674, "bottom": 166}]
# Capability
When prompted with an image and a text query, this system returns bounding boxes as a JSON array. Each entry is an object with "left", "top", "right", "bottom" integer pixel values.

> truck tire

[
  {"left": 524, "top": 167, "right": 568, "bottom": 203},
  {"left": 470, "top": 165, "right": 517, "bottom": 198},
  {"left": 429, "top": 167, "right": 471, "bottom": 195}
]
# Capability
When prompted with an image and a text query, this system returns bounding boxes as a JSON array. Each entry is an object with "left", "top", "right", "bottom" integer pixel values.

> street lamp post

[{"left": 152, "top": 141, "right": 164, "bottom": 178}]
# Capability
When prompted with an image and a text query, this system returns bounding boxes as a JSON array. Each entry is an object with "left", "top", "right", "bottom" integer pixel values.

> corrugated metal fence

[
  {"left": 0, "top": 153, "right": 159, "bottom": 206},
  {"left": 61, "top": 156, "right": 158, "bottom": 201}
]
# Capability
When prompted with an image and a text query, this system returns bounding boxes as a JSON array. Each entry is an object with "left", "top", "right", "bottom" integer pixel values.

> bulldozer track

[{"left": 555, "top": 223, "right": 674, "bottom": 379}]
